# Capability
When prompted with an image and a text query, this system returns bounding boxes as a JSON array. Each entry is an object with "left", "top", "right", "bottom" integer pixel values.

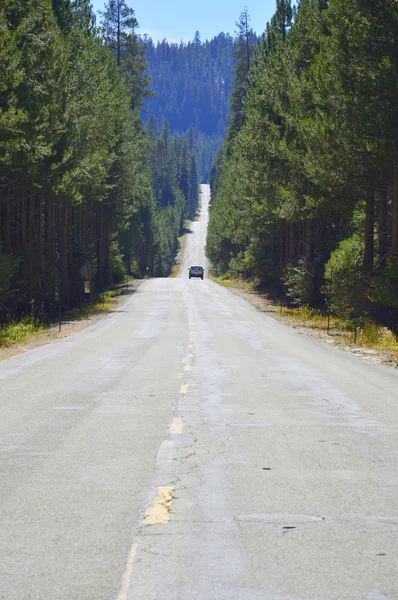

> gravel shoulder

[
  {"left": 0, "top": 280, "right": 144, "bottom": 362},
  {"left": 218, "top": 281, "right": 398, "bottom": 369}
]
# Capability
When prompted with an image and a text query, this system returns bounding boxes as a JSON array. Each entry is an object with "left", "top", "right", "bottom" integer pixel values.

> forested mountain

[
  {"left": 144, "top": 33, "right": 234, "bottom": 136},
  {"left": 141, "top": 30, "right": 257, "bottom": 181},
  {"left": 207, "top": 0, "right": 398, "bottom": 330},
  {"left": 0, "top": 0, "right": 198, "bottom": 322},
  {"left": 122, "top": 117, "right": 199, "bottom": 278}
]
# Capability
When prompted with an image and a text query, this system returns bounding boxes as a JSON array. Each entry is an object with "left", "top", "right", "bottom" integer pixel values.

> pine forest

[
  {"left": 0, "top": 0, "right": 199, "bottom": 322},
  {"left": 207, "top": 0, "right": 398, "bottom": 333},
  {"left": 1, "top": 0, "right": 398, "bottom": 338}
]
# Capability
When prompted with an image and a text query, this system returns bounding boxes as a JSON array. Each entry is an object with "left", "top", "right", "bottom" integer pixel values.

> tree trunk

[
  {"left": 364, "top": 188, "right": 375, "bottom": 273},
  {"left": 376, "top": 188, "right": 387, "bottom": 268},
  {"left": 288, "top": 222, "right": 295, "bottom": 263},
  {"left": 279, "top": 225, "right": 284, "bottom": 274},
  {"left": 392, "top": 159, "right": 398, "bottom": 255},
  {"left": 305, "top": 219, "right": 313, "bottom": 261}
]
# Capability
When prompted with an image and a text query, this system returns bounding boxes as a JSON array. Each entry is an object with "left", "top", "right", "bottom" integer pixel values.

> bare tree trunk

[
  {"left": 21, "top": 194, "right": 26, "bottom": 244},
  {"left": 392, "top": 159, "right": 398, "bottom": 255},
  {"left": 364, "top": 187, "right": 375, "bottom": 273},
  {"left": 28, "top": 193, "right": 34, "bottom": 246},
  {"left": 376, "top": 188, "right": 387, "bottom": 267},
  {"left": 305, "top": 219, "right": 313, "bottom": 261},
  {"left": 62, "top": 202, "right": 69, "bottom": 308},
  {"left": 288, "top": 222, "right": 295, "bottom": 263},
  {"left": 3, "top": 194, "right": 11, "bottom": 250}
]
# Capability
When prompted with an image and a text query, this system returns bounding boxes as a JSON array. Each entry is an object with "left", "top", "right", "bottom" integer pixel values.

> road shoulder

[
  {"left": 213, "top": 278, "right": 398, "bottom": 370},
  {"left": 0, "top": 280, "right": 143, "bottom": 362}
]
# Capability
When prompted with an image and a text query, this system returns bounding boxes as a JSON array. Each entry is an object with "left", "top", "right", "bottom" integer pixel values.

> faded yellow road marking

[
  {"left": 188, "top": 344, "right": 194, "bottom": 350},
  {"left": 143, "top": 486, "right": 174, "bottom": 525},
  {"left": 117, "top": 543, "right": 138, "bottom": 600},
  {"left": 184, "top": 365, "right": 192, "bottom": 372},
  {"left": 187, "top": 352, "right": 194, "bottom": 358},
  {"left": 170, "top": 417, "right": 183, "bottom": 434},
  {"left": 180, "top": 384, "right": 189, "bottom": 394}
]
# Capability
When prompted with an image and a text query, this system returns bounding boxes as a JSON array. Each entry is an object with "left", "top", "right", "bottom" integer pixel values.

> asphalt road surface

[{"left": 1, "top": 185, "right": 398, "bottom": 600}]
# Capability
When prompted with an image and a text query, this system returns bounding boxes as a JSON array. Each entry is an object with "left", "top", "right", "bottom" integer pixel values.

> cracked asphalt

[{"left": 1, "top": 185, "right": 398, "bottom": 599}]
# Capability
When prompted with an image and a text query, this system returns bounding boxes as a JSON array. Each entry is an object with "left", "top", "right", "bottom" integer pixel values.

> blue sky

[{"left": 90, "top": 0, "right": 278, "bottom": 43}]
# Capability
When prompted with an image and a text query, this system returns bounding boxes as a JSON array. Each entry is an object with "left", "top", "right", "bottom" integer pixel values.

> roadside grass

[
  {"left": 64, "top": 289, "right": 123, "bottom": 320},
  {"left": 283, "top": 306, "right": 398, "bottom": 354},
  {"left": 169, "top": 220, "right": 191, "bottom": 278},
  {"left": 170, "top": 265, "right": 180, "bottom": 277},
  {"left": 0, "top": 317, "right": 45, "bottom": 348},
  {"left": 355, "top": 321, "right": 398, "bottom": 354},
  {"left": 0, "top": 286, "right": 127, "bottom": 349},
  {"left": 213, "top": 275, "right": 398, "bottom": 358},
  {"left": 281, "top": 305, "right": 341, "bottom": 331},
  {"left": 211, "top": 273, "right": 253, "bottom": 291}
]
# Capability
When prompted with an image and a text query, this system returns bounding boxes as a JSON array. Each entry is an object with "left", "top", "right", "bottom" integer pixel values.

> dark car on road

[{"left": 188, "top": 266, "right": 204, "bottom": 279}]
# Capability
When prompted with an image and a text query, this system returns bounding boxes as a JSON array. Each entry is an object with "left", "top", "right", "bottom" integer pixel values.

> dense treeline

[
  {"left": 142, "top": 32, "right": 257, "bottom": 181},
  {"left": 143, "top": 33, "right": 235, "bottom": 136},
  {"left": 0, "top": 0, "right": 198, "bottom": 323},
  {"left": 207, "top": 0, "right": 398, "bottom": 330},
  {"left": 133, "top": 117, "right": 199, "bottom": 277}
]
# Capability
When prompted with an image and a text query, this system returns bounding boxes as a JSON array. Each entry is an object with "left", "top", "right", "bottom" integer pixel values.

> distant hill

[{"left": 141, "top": 33, "right": 237, "bottom": 181}]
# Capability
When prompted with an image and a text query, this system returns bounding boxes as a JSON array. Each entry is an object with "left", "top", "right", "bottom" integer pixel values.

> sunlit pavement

[{"left": 0, "top": 185, "right": 397, "bottom": 599}]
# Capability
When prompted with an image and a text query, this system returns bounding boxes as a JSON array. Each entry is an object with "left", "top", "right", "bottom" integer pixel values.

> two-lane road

[{"left": 1, "top": 185, "right": 397, "bottom": 599}]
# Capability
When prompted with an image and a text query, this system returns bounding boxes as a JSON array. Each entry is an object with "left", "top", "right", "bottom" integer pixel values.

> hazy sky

[{"left": 90, "top": 0, "right": 278, "bottom": 43}]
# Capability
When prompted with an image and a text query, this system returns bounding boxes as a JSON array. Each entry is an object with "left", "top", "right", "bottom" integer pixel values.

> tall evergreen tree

[
  {"left": 100, "top": 0, "right": 150, "bottom": 109},
  {"left": 207, "top": 0, "right": 398, "bottom": 329},
  {"left": 226, "top": 8, "right": 255, "bottom": 144},
  {"left": 100, "top": 0, "right": 137, "bottom": 67}
]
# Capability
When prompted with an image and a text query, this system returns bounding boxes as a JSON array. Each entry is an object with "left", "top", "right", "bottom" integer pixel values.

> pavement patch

[
  {"left": 143, "top": 486, "right": 174, "bottom": 525},
  {"left": 170, "top": 417, "right": 184, "bottom": 434}
]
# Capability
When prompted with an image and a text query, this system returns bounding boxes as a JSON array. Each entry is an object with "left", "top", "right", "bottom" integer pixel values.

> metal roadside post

[{"left": 58, "top": 250, "right": 62, "bottom": 333}]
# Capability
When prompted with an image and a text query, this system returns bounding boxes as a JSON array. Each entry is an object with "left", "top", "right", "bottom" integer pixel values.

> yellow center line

[
  {"left": 117, "top": 543, "right": 138, "bottom": 600},
  {"left": 170, "top": 417, "right": 183, "bottom": 434},
  {"left": 180, "top": 384, "right": 189, "bottom": 394},
  {"left": 143, "top": 486, "right": 174, "bottom": 525},
  {"left": 184, "top": 365, "right": 192, "bottom": 372}
]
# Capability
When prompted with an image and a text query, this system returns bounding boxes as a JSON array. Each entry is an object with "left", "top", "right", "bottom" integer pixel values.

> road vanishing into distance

[{"left": 1, "top": 184, "right": 398, "bottom": 600}]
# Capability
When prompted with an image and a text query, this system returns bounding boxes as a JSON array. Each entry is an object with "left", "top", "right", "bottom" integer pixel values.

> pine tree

[
  {"left": 100, "top": 0, "right": 137, "bottom": 67},
  {"left": 227, "top": 8, "right": 254, "bottom": 144}
]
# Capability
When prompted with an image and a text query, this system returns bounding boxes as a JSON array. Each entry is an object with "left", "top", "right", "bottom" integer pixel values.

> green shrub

[
  {"left": 370, "top": 256, "right": 398, "bottom": 309},
  {"left": 221, "top": 271, "right": 232, "bottom": 280},
  {"left": 323, "top": 234, "right": 366, "bottom": 317},
  {"left": 109, "top": 241, "right": 127, "bottom": 283},
  {"left": 283, "top": 257, "right": 317, "bottom": 306}
]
